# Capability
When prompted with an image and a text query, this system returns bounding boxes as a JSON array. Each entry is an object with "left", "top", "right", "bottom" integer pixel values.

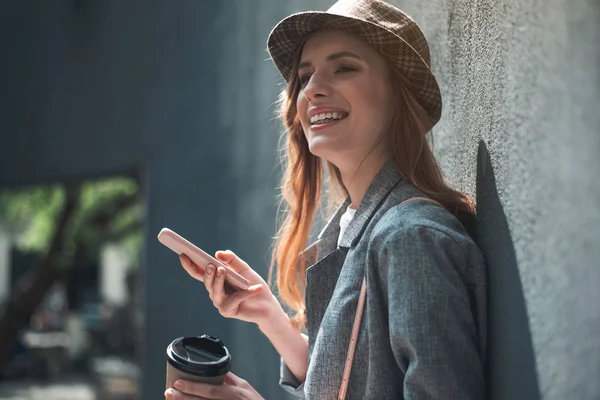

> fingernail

[
  {"left": 174, "top": 380, "right": 183, "bottom": 389},
  {"left": 216, "top": 267, "right": 223, "bottom": 277},
  {"left": 206, "top": 264, "right": 214, "bottom": 274},
  {"left": 164, "top": 388, "right": 174, "bottom": 398}
]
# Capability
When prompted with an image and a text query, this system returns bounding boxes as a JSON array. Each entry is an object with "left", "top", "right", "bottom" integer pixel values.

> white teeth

[{"left": 310, "top": 112, "right": 347, "bottom": 124}]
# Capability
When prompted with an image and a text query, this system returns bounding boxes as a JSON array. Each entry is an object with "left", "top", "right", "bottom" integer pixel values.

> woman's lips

[{"left": 309, "top": 117, "right": 346, "bottom": 132}]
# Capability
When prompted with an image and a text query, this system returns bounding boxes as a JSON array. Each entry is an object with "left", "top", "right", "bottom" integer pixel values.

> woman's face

[{"left": 296, "top": 30, "right": 394, "bottom": 171}]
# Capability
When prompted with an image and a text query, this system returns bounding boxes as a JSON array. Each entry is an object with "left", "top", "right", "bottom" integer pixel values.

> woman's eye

[
  {"left": 299, "top": 74, "right": 311, "bottom": 85},
  {"left": 336, "top": 65, "right": 357, "bottom": 73},
  {"left": 299, "top": 66, "right": 355, "bottom": 86}
]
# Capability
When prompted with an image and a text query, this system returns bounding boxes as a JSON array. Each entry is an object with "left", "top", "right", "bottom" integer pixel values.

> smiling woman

[
  {"left": 167, "top": 1, "right": 487, "bottom": 400},
  {"left": 295, "top": 30, "right": 394, "bottom": 179}
]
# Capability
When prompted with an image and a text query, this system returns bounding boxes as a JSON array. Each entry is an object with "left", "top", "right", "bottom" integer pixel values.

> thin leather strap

[
  {"left": 338, "top": 197, "right": 443, "bottom": 399},
  {"left": 338, "top": 275, "right": 367, "bottom": 400}
]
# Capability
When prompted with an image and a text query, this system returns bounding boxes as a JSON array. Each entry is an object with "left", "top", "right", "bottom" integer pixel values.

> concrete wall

[
  {"left": 1, "top": 0, "right": 598, "bottom": 399},
  {"left": 387, "top": 1, "right": 600, "bottom": 399}
]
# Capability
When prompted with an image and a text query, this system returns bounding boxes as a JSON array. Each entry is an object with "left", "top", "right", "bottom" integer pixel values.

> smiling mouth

[{"left": 310, "top": 111, "right": 349, "bottom": 126}]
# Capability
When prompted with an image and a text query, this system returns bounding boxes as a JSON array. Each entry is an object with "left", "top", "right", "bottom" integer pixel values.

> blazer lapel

[
  {"left": 305, "top": 247, "right": 349, "bottom": 340},
  {"left": 338, "top": 159, "right": 404, "bottom": 248},
  {"left": 300, "top": 158, "right": 406, "bottom": 266},
  {"left": 299, "top": 197, "right": 351, "bottom": 270}
]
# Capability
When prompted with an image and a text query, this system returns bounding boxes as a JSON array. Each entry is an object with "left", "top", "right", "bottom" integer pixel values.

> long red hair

[{"left": 269, "top": 60, "right": 474, "bottom": 331}]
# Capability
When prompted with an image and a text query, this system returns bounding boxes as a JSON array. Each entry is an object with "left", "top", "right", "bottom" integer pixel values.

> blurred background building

[
  {"left": 0, "top": 1, "right": 599, "bottom": 400},
  {"left": 0, "top": 179, "right": 143, "bottom": 399}
]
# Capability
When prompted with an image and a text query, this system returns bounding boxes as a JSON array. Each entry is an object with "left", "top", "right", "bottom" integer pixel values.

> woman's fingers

[
  {"left": 179, "top": 254, "right": 204, "bottom": 282},
  {"left": 180, "top": 251, "right": 269, "bottom": 323},
  {"left": 207, "top": 265, "right": 263, "bottom": 318},
  {"left": 223, "top": 372, "right": 240, "bottom": 385},
  {"left": 164, "top": 388, "right": 204, "bottom": 399},
  {"left": 210, "top": 266, "right": 227, "bottom": 304},
  {"left": 203, "top": 264, "right": 216, "bottom": 298},
  {"left": 166, "top": 373, "right": 254, "bottom": 399},
  {"left": 217, "top": 284, "right": 263, "bottom": 318},
  {"left": 166, "top": 379, "right": 238, "bottom": 399},
  {"left": 215, "top": 250, "right": 249, "bottom": 273}
]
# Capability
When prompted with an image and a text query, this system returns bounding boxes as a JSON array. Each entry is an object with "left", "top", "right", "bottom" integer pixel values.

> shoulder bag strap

[{"left": 338, "top": 197, "right": 443, "bottom": 399}]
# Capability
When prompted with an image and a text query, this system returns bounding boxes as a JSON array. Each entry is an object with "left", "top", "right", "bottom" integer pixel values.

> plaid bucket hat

[{"left": 267, "top": 0, "right": 443, "bottom": 127}]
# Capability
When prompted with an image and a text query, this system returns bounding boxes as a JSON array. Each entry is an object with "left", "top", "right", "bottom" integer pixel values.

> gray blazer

[{"left": 279, "top": 160, "right": 487, "bottom": 399}]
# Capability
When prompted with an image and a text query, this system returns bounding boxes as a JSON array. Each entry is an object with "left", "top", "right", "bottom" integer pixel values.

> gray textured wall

[
  {"left": 1, "top": 0, "right": 598, "bottom": 399},
  {"left": 391, "top": 1, "right": 600, "bottom": 399}
]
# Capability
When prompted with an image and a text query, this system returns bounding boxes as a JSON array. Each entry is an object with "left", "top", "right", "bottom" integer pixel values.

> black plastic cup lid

[{"left": 166, "top": 335, "right": 231, "bottom": 377}]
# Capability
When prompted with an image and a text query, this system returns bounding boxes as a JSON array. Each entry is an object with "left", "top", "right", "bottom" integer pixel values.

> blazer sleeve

[
  {"left": 278, "top": 333, "right": 308, "bottom": 398},
  {"left": 375, "top": 222, "right": 485, "bottom": 399}
]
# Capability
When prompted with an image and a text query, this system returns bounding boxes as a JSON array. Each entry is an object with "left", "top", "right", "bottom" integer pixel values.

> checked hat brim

[{"left": 267, "top": 6, "right": 443, "bottom": 127}]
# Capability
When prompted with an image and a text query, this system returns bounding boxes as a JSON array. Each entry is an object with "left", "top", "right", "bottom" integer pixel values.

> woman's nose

[{"left": 303, "top": 73, "right": 331, "bottom": 100}]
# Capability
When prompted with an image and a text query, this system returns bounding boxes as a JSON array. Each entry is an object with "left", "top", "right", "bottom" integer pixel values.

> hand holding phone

[
  {"left": 159, "top": 227, "right": 288, "bottom": 328},
  {"left": 157, "top": 228, "right": 250, "bottom": 291}
]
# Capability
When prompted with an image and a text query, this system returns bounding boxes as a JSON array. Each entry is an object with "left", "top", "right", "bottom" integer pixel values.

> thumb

[
  {"left": 215, "top": 250, "right": 249, "bottom": 272},
  {"left": 223, "top": 371, "right": 242, "bottom": 386}
]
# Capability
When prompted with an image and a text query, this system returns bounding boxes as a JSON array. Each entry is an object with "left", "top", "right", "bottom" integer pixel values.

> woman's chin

[
  {"left": 307, "top": 140, "right": 340, "bottom": 159},
  {"left": 308, "top": 144, "right": 353, "bottom": 169}
]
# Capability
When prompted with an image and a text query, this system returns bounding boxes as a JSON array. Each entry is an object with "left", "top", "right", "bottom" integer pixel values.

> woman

[{"left": 165, "top": 1, "right": 486, "bottom": 399}]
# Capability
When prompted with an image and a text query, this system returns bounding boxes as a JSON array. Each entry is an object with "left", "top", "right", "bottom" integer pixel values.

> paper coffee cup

[{"left": 165, "top": 335, "right": 231, "bottom": 393}]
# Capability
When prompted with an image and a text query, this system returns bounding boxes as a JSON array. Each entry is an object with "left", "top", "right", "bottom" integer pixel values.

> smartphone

[{"left": 157, "top": 227, "right": 250, "bottom": 291}]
